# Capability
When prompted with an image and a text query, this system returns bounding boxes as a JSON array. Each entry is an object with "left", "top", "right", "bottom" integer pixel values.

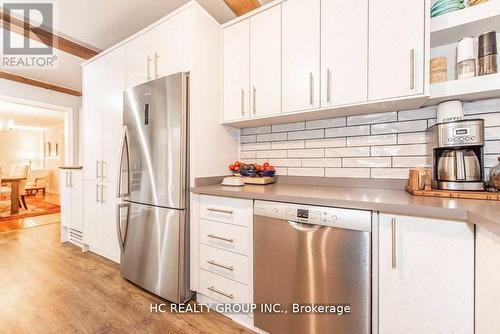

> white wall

[
  {"left": 0, "top": 79, "right": 82, "bottom": 166},
  {"left": 0, "top": 129, "right": 44, "bottom": 176},
  {"left": 44, "top": 125, "right": 65, "bottom": 193}
]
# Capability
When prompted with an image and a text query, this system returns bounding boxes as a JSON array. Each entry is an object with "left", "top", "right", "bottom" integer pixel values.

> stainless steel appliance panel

[
  {"left": 117, "top": 201, "right": 190, "bottom": 303},
  {"left": 254, "top": 201, "right": 371, "bottom": 334},
  {"left": 121, "top": 73, "right": 188, "bottom": 209}
]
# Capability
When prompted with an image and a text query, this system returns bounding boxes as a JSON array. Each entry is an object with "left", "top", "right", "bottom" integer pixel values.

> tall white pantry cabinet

[{"left": 81, "top": 2, "right": 238, "bottom": 263}]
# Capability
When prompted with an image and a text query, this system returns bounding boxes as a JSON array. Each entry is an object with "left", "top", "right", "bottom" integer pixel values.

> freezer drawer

[{"left": 117, "top": 201, "right": 190, "bottom": 303}]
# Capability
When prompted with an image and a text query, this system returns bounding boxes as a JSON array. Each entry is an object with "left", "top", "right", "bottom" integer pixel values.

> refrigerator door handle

[
  {"left": 117, "top": 125, "right": 131, "bottom": 198},
  {"left": 116, "top": 203, "right": 130, "bottom": 253}
]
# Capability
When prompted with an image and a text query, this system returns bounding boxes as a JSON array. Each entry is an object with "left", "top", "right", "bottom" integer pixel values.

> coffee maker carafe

[{"left": 427, "top": 119, "right": 485, "bottom": 191}]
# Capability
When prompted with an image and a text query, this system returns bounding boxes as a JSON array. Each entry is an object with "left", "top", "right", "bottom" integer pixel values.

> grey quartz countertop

[
  {"left": 59, "top": 166, "right": 83, "bottom": 170},
  {"left": 191, "top": 182, "right": 500, "bottom": 230}
]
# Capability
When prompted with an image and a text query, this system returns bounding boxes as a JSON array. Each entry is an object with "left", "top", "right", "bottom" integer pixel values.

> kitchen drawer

[
  {"left": 200, "top": 195, "right": 253, "bottom": 227},
  {"left": 199, "top": 269, "right": 251, "bottom": 305},
  {"left": 200, "top": 244, "right": 249, "bottom": 285},
  {"left": 200, "top": 219, "right": 249, "bottom": 255}
]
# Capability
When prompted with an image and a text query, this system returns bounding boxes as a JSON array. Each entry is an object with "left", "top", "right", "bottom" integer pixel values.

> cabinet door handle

[
  {"left": 253, "top": 86, "right": 256, "bottom": 115},
  {"left": 410, "top": 49, "right": 415, "bottom": 90},
  {"left": 391, "top": 218, "right": 397, "bottom": 269},
  {"left": 65, "top": 172, "right": 69, "bottom": 188},
  {"left": 96, "top": 184, "right": 101, "bottom": 204},
  {"left": 154, "top": 52, "right": 159, "bottom": 79},
  {"left": 147, "top": 56, "right": 152, "bottom": 81},
  {"left": 327, "top": 68, "right": 332, "bottom": 103},
  {"left": 241, "top": 89, "right": 245, "bottom": 116},
  {"left": 207, "top": 234, "right": 234, "bottom": 243},
  {"left": 309, "top": 72, "right": 314, "bottom": 106},
  {"left": 207, "top": 207, "right": 233, "bottom": 214},
  {"left": 101, "top": 184, "right": 106, "bottom": 204},
  {"left": 96, "top": 160, "right": 101, "bottom": 180},
  {"left": 207, "top": 286, "right": 233, "bottom": 299},
  {"left": 101, "top": 160, "right": 106, "bottom": 181},
  {"left": 207, "top": 260, "right": 234, "bottom": 271},
  {"left": 70, "top": 172, "right": 73, "bottom": 188}
]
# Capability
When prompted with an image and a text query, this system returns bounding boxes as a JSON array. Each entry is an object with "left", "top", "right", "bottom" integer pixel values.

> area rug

[{"left": 0, "top": 197, "right": 61, "bottom": 222}]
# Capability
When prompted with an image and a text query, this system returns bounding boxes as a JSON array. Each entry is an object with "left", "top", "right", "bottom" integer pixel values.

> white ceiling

[
  {"left": 0, "top": 100, "right": 65, "bottom": 129},
  {"left": 0, "top": 0, "right": 271, "bottom": 91}
]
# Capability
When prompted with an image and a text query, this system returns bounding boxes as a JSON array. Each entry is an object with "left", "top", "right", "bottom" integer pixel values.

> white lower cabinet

[
  {"left": 377, "top": 213, "right": 474, "bottom": 334},
  {"left": 59, "top": 169, "right": 84, "bottom": 245},
  {"left": 475, "top": 226, "right": 500, "bottom": 334},
  {"left": 83, "top": 180, "right": 120, "bottom": 263}
]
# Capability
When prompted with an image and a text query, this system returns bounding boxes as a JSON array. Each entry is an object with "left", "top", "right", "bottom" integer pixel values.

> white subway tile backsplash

[
  {"left": 272, "top": 140, "right": 305, "bottom": 150},
  {"left": 393, "top": 156, "right": 429, "bottom": 168},
  {"left": 288, "top": 129, "right": 324, "bottom": 140},
  {"left": 347, "top": 112, "right": 397, "bottom": 126},
  {"left": 347, "top": 134, "right": 397, "bottom": 147},
  {"left": 288, "top": 168, "right": 325, "bottom": 177},
  {"left": 242, "top": 142, "right": 271, "bottom": 151},
  {"left": 288, "top": 149, "right": 324, "bottom": 158},
  {"left": 240, "top": 151, "right": 256, "bottom": 159},
  {"left": 397, "top": 132, "right": 427, "bottom": 144},
  {"left": 325, "top": 125, "right": 370, "bottom": 138},
  {"left": 241, "top": 135, "right": 256, "bottom": 143},
  {"left": 326, "top": 147, "right": 370, "bottom": 157},
  {"left": 343, "top": 157, "right": 391, "bottom": 168},
  {"left": 256, "top": 150, "right": 288, "bottom": 159},
  {"left": 302, "top": 158, "right": 342, "bottom": 168},
  {"left": 325, "top": 168, "right": 371, "bottom": 178},
  {"left": 463, "top": 99, "right": 500, "bottom": 115},
  {"left": 371, "top": 168, "right": 410, "bottom": 179},
  {"left": 239, "top": 99, "right": 500, "bottom": 179},
  {"left": 485, "top": 127, "right": 500, "bottom": 140},
  {"left": 257, "top": 132, "right": 287, "bottom": 142},
  {"left": 485, "top": 141, "right": 500, "bottom": 154},
  {"left": 306, "top": 117, "right": 346, "bottom": 130},
  {"left": 268, "top": 159, "right": 302, "bottom": 167},
  {"left": 398, "top": 106, "right": 436, "bottom": 121},
  {"left": 306, "top": 138, "right": 346, "bottom": 148},
  {"left": 242, "top": 126, "right": 271, "bottom": 135},
  {"left": 272, "top": 122, "right": 305, "bottom": 132},
  {"left": 371, "top": 120, "right": 428, "bottom": 134},
  {"left": 371, "top": 144, "right": 427, "bottom": 157}
]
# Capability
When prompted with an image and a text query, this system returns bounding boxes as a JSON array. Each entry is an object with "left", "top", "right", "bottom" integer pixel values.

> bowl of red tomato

[{"left": 228, "top": 161, "right": 276, "bottom": 177}]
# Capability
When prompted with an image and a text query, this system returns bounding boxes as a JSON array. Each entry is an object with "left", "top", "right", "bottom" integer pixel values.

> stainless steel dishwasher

[{"left": 254, "top": 200, "right": 371, "bottom": 334}]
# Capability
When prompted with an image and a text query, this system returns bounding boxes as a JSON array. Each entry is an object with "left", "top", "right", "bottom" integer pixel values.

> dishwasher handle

[{"left": 288, "top": 221, "right": 321, "bottom": 232}]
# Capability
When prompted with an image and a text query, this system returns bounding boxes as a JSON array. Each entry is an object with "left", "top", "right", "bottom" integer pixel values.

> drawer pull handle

[
  {"left": 207, "top": 234, "right": 234, "bottom": 243},
  {"left": 391, "top": 218, "right": 397, "bottom": 269},
  {"left": 207, "top": 208, "right": 233, "bottom": 214},
  {"left": 207, "top": 286, "right": 234, "bottom": 299},
  {"left": 207, "top": 260, "right": 234, "bottom": 271}
]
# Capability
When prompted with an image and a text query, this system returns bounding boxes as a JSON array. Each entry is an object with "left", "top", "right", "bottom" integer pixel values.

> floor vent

[{"left": 68, "top": 228, "right": 83, "bottom": 247}]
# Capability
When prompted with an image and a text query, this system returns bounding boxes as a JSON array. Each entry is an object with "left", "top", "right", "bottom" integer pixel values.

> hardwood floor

[{"left": 0, "top": 224, "right": 253, "bottom": 334}]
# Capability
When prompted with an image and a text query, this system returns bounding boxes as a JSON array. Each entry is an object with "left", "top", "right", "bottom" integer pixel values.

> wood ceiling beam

[
  {"left": 0, "top": 9, "right": 99, "bottom": 60},
  {"left": 224, "top": 0, "right": 261, "bottom": 16},
  {"left": 0, "top": 71, "right": 82, "bottom": 97}
]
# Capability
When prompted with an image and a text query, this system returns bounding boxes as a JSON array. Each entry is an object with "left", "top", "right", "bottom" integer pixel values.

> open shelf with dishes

[{"left": 429, "top": 0, "right": 500, "bottom": 103}]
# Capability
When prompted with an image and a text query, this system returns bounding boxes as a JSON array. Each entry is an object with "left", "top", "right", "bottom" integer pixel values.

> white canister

[
  {"left": 457, "top": 37, "right": 476, "bottom": 79},
  {"left": 437, "top": 100, "right": 464, "bottom": 123}
]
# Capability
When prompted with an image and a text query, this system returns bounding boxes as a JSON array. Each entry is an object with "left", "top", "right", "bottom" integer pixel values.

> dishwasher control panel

[{"left": 254, "top": 201, "right": 372, "bottom": 232}]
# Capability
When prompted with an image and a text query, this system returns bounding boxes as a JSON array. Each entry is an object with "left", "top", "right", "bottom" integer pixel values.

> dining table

[{"left": 2, "top": 177, "right": 27, "bottom": 215}]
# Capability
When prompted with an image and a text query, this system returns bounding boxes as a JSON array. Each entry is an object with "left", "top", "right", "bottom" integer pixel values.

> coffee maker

[{"left": 427, "top": 119, "right": 485, "bottom": 191}]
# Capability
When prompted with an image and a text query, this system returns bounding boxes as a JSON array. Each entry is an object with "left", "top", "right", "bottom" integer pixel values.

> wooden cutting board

[
  {"left": 242, "top": 176, "right": 276, "bottom": 185},
  {"left": 405, "top": 186, "right": 500, "bottom": 201}
]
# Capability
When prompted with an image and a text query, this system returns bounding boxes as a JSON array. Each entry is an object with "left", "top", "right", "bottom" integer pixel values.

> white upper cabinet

[
  {"left": 250, "top": 5, "right": 282, "bottom": 117},
  {"left": 282, "top": 0, "right": 320, "bottom": 113},
  {"left": 321, "top": 0, "right": 368, "bottom": 107},
  {"left": 125, "top": 30, "right": 156, "bottom": 89},
  {"left": 378, "top": 214, "right": 474, "bottom": 334},
  {"left": 369, "top": 0, "right": 426, "bottom": 101},
  {"left": 223, "top": 20, "right": 250, "bottom": 121}
]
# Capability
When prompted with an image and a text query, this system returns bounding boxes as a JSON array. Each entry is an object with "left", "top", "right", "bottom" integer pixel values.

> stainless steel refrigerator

[{"left": 116, "top": 72, "right": 192, "bottom": 303}]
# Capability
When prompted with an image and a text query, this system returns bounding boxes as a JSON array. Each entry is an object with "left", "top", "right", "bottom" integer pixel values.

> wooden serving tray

[
  {"left": 405, "top": 185, "right": 500, "bottom": 201},
  {"left": 242, "top": 176, "right": 276, "bottom": 185}
]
